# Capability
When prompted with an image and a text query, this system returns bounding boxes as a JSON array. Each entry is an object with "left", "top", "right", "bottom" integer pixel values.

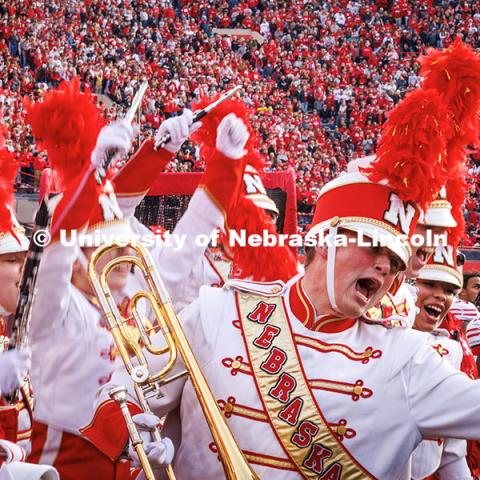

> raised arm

[
  {"left": 29, "top": 162, "right": 98, "bottom": 340},
  {"left": 154, "top": 113, "right": 249, "bottom": 306}
]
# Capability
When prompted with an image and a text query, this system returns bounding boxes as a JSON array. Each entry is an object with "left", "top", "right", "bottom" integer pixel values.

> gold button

[
  {"left": 224, "top": 403, "right": 234, "bottom": 414},
  {"left": 231, "top": 360, "right": 241, "bottom": 369},
  {"left": 330, "top": 216, "right": 340, "bottom": 227},
  {"left": 353, "top": 386, "right": 363, "bottom": 395},
  {"left": 337, "top": 426, "right": 346, "bottom": 436},
  {"left": 272, "top": 287, "right": 281, "bottom": 294}
]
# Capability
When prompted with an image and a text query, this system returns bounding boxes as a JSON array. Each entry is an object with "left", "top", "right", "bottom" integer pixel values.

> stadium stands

[{"left": 0, "top": 0, "right": 479, "bottom": 243}]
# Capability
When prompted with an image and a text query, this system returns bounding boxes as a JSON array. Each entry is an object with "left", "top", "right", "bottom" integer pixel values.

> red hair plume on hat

[
  {"left": 445, "top": 172, "right": 467, "bottom": 246},
  {"left": 0, "top": 121, "right": 19, "bottom": 233},
  {"left": 228, "top": 195, "right": 298, "bottom": 282},
  {"left": 24, "top": 78, "right": 105, "bottom": 185},
  {"left": 420, "top": 39, "right": 480, "bottom": 244},
  {"left": 361, "top": 88, "right": 452, "bottom": 210},
  {"left": 228, "top": 147, "right": 298, "bottom": 282},
  {"left": 420, "top": 38, "right": 480, "bottom": 155}
]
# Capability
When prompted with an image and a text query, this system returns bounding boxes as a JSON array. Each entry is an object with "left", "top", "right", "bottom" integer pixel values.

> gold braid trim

[
  {"left": 295, "top": 335, "right": 381, "bottom": 363},
  {"left": 338, "top": 216, "right": 412, "bottom": 257},
  {"left": 421, "top": 264, "right": 463, "bottom": 285},
  {"left": 0, "top": 226, "right": 26, "bottom": 239}
]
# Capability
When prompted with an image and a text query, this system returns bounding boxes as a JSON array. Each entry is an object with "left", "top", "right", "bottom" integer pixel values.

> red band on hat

[{"left": 312, "top": 182, "right": 418, "bottom": 239}]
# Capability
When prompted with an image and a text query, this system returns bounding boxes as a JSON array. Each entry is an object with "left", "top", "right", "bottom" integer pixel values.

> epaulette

[{"left": 224, "top": 278, "right": 286, "bottom": 297}]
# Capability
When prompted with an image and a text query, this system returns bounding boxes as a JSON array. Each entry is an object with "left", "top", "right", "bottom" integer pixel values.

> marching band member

[
  {"left": 0, "top": 126, "right": 58, "bottom": 479},
  {"left": 86, "top": 157, "right": 480, "bottom": 480},
  {"left": 410, "top": 244, "right": 470, "bottom": 480},
  {"left": 84, "top": 41, "right": 480, "bottom": 480},
  {"left": 24, "top": 80, "right": 251, "bottom": 478},
  {"left": 364, "top": 38, "right": 480, "bottom": 331}
]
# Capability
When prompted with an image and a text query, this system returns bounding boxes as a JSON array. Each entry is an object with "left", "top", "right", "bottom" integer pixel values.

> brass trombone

[{"left": 88, "top": 241, "right": 258, "bottom": 480}]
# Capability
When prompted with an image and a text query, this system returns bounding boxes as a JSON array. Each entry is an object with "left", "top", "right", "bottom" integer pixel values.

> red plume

[
  {"left": 419, "top": 39, "right": 480, "bottom": 245},
  {"left": 229, "top": 196, "right": 298, "bottom": 282},
  {"left": 420, "top": 38, "right": 480, "bottom": 153},
  {"left": 361, "top": 88, "right": 452, "bottom": 210},
  {"left": 0, "top": 149, "right": 19, "bottom": 233},
  {"left": 228, "top": 147, "right": 296, "bottom": 282},
  {"left": 23, "top": 78, "right": 105, "bottom": 186},
  {"left": 445, "top": 167, "right": 467, "bottom": 246}
]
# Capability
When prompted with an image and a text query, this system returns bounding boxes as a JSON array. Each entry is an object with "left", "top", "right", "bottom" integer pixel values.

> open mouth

[
  {"left": 416, "top": 247, "right": 434, "bottom": 266},
  {"left": 423, "top": 303, "right": 444, "bottom": 322},
  {"left": 355, "top": 278, "right": 381, "bottom": 304}
]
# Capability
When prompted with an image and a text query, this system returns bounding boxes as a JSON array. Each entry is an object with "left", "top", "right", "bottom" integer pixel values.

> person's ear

[{"left": 315, "top": 244, "right": 328, "bottom": 260}]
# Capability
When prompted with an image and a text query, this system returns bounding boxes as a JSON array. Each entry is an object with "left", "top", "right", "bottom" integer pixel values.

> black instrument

[{"left": 10, "top": 198, "right": 51, "bottom": 349}]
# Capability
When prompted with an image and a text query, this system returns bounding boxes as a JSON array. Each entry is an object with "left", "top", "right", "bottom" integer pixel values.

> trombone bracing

[{"left": 88, "top": 241, "right": 258, "bottom": 480}]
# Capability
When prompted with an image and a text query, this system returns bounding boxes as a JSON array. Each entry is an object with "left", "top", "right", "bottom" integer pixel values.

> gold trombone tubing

[{"left": 88, "top": 241, "right": 258, "bottom": 480}]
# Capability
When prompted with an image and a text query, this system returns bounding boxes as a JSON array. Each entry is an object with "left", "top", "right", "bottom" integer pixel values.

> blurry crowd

[{"left": 0, "top": 0, "right": 479, "bottom": 243}]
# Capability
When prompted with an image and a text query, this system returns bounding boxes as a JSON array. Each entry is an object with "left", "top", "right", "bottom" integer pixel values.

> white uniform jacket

[
  {"left": 91, "top": 274, "right": 480, "bottom": 480},
  {"left": 29, "top": 189, "right": 223, "bottom": 433},
  {"left": 411, "top": 331, "right": 471, "bottom": 479}
]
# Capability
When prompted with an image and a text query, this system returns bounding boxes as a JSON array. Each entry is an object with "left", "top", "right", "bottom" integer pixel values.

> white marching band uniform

[
  {"left": 28, "top": 188, "right": 223, "bottom": 461},
  {"left": 0, "top": 212, "right": 58, "bottom": 479},
  {"left": 89, "top": 274, "right": 480, "bottom": 480}
]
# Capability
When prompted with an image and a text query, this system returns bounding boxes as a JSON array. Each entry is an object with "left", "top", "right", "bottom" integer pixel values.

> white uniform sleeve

[
  {"left": 29, "top": 240, "right": 80, "bottom": 341},
  {"left": 407, "top": 341, "right": 480, "bottom": 440},
  {"left": 466, "top": 318, "right": 480, "bottom": 353},
  {"left": 437, "top": 438, "right": 471, "bottom": 480}
]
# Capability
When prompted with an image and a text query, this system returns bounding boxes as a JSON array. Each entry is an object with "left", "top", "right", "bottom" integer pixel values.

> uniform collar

[{"left": 287, "top": 276, "right": 356, "bottom": 333}]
